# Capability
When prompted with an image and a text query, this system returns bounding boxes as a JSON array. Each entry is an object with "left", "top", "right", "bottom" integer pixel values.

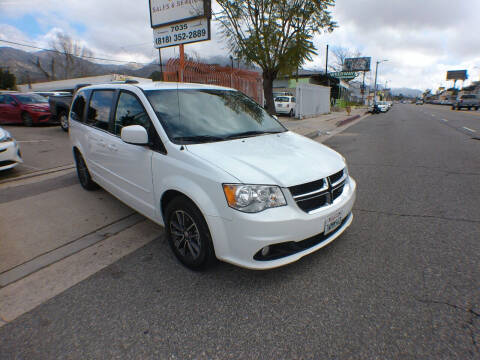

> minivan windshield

[
  {"left": 146, "top": 89, "right": 286, "bottom": 144},
  {"left": 275, "top": 97, "right": 290, "bottom": 102}
]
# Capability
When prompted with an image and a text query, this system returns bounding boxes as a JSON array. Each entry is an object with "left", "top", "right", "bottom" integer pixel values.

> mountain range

[{"left": 0, "top": 46, "right": 253, "bottom": 85}]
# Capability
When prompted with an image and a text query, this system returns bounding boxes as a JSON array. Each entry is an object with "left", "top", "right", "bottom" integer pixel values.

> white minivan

[{"left": 69, "top": 82, "right": 356, "bottom": 270}]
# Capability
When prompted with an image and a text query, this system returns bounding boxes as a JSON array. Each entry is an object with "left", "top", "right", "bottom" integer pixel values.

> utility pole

[
  {"left": 374, "top": 59, "right": 388, "bottom": 105},
  {"left": 230, "top": 55, "right": 234, "bottom": 88},
  {"left": 158, "top": 48, "right": 163, "bottom": 81},
  {"left": 361, "top": 71, "right": 366, "bottom": 105},
  {"left": 325, "top": 44, "right": 329, "bottom": 75},
  {"left": 179, "top": 44, "right": 185, "bottom": 82}
]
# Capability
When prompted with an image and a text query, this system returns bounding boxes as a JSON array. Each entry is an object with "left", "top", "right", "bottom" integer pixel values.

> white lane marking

[
  {"left": 462, "top": 126, "right": 476, "bottom": 133},
  {"left": 17, "top": 140, "right": 51, "bottom": 143}
]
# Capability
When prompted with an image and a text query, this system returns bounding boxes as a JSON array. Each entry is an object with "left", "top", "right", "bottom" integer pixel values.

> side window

[
  {"left": 86, "top": 90, "right": 114, "bottom": 131},
  {"left": 71, "top": 91, "right": 87, "bottom": 122},
  {"left": 292, "top": 97, "right": 296, "bottom": 103},
  {"left": 0, "top": 95, "right": 4, "bottom": 104},
  {"left": 5, "top": 95, "right": 16, "bottom": 105},
  {"left": 114, "top": 92, "right": 150, "bottom": 136}
]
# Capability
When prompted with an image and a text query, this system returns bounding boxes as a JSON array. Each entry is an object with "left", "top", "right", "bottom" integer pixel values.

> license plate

[{"left": 324, "top": 211, "right": 343, "bottom": 235}]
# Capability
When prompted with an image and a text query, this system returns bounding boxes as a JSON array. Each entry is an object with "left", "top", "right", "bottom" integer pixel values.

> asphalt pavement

[
  {"left": 0, "top": 124, "right": 72, "bottom": 180},
  {"left": 1, "top": 104, "right": 479, "bottom": 359}
]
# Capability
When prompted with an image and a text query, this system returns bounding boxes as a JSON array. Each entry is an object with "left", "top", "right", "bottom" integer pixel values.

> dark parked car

[
  {"left": 0, "top": 93, "right": 51, "bottom": 126},
  {"left": 49, "top": 84, "right": 90, "bottom": 131}
]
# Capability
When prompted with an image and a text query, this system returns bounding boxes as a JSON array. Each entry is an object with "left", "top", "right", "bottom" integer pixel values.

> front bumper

[
  {"left": 0, "top": 140, "right": 23, "bottom": 171},
  {"left": 30, "top": 111, "right": 52, "bottom": 123},
  {"left": 209, "top": 177, "right": 357, "bottom": 269}
]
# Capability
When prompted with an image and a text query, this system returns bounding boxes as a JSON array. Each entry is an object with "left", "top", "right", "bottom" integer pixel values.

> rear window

[
  {"left": 275, "top": 97, "right": 290, "bottom": 102},
  {"left": 86, "top": 90, "right": 115, "bottom": 131}
]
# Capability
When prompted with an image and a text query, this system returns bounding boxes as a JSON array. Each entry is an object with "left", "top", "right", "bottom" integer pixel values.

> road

[
  {"left": 0, "top": 123, "right": 73, "bottom": 180},
  {"left": 1, "top": 104, "right": 479, "bottom": 359}
]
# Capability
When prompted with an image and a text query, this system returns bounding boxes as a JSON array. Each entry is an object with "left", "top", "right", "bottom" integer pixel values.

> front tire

[
  {"left": 74, "top": 151, "right": 99, "bottom": 191},
  {"left": 22, "top": 113, "right": 33, "bottom": 126},
  {"left": 59, "top": 111, "right": 69, "bottom": 132},
  {"left": 165, "top": 197, "right": 216, "bottom": 270}
]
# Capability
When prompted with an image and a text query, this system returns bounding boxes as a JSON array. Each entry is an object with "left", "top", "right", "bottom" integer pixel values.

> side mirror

[
  {"left": 121, "top": 125, "right": 148, "bottom": 145},
  {"left": 272, "top": 115, "right": 278, "bottom": 120}
]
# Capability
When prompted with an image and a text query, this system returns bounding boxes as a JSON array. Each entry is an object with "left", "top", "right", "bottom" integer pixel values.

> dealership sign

[
  {"left": 330, "top": 71, "right": 357, "bottom": 80},
  {"left": 153, "top": 17, "right": 210, "bottom": 49},
  {"left": 149, "top": 0, "right": 211, "bottom": 48}
]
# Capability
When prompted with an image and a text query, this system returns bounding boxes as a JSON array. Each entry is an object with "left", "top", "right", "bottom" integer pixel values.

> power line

[{"left": 0, "top": 38, "right": 154, "bottom": 65}]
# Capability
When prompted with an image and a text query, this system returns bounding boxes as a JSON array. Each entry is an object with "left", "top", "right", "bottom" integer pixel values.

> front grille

[
  {"left": 254, "top": 214, "right": 351, "bottom": 261},
  {"left": 289, "top": 168, "right": 346, "bottom": 213}
]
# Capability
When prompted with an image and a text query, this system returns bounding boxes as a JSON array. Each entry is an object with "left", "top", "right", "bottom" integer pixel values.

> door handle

[{"left": 107, "top": 144, "right": 117, "bottom": 151}]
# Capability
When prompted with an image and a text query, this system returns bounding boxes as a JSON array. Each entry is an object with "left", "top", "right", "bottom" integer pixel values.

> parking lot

[{"left": 1, "top": 105, "right": 479, "bottom": 359}]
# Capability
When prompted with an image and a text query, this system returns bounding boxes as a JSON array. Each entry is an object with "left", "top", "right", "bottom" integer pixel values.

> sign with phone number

[{"left": 153, "top": 17, "right": 210, "bottom": 49}]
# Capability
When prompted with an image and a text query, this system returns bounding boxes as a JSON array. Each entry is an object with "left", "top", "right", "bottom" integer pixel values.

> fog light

[{"left": 261, "top": 246, "right": 270, "bottom": 257}]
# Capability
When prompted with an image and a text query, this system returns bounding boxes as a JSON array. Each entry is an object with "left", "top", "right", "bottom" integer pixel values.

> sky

[{"left": 1, "top": 0, "right": 479, "bottom": 91}]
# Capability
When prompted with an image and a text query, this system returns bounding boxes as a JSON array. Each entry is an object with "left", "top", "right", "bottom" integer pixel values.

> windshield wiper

[
  {"left": 224, "top": 130, "right": 284, "bottom": 140},
  {"left": 172, "top": 135, "right": 226, "bottom": 144}
]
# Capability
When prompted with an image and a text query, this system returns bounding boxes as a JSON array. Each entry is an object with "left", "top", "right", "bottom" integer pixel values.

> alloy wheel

[{"left": 169, "top": 210, "right": 201, "bottom": 260}]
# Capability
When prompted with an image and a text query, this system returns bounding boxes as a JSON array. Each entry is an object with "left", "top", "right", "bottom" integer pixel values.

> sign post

[{"left": 149, "top": 0, "right": 211, "bottom": 82}]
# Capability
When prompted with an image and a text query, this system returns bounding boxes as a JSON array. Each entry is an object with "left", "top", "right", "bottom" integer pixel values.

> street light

[{"left": 374, "top": 59, "right": 388, "bottom": 105}]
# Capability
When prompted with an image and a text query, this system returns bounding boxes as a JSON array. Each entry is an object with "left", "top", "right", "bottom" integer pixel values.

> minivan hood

[{"left": 186, "top": 131, "right": 345, "bottom": 187}]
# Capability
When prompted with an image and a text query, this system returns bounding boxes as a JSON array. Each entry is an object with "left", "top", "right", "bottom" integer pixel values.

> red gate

[{"left": 163, "top": 58, "right": 263, "bottom": 104}]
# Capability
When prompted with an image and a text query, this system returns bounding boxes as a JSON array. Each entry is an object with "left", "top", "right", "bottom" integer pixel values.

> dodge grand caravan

[{"left": 69, "top": 82, "right": 356, "bottom": 270}]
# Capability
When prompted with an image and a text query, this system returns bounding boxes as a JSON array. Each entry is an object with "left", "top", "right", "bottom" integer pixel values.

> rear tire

[
  {"left": 74, "top": 151, "right": 99, "bottom": 191},
  {"left": 165, "top": 196, "right": 216, "bottom": 270},
  {"left": 289, "top": 109, "right": 294, "bottom": 118},
  {"left": 22, "top": 113, "right": 33, "bottom": 127},
  {"left": 451, "top": 105, "right": 456, "bottom": 110},
  {"left": 59, "top": 111, "right": 69, "bottom": 132}
]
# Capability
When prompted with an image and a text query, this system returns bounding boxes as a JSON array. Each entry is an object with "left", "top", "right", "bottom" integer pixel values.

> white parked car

[
  {"left": 377, "top": 101, "right": 390, "bottom": 112},
  {"left": 0, "top": 126, "right": 23, "bottom": 171},
  {"left": 69, "top": 83, "right": 356, "bottom": 270},
  {"left": 274, "top": 95, "right": 296, "bottom": 117}
]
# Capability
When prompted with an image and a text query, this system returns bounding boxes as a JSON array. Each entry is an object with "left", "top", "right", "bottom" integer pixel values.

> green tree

[
  {"left": 0, "top": 68, "right": 17, "bottom": 90},
  {"left": 216, "top": 0, "right": 336, "bottom": 114},
  {"left": 149, "top": 71, "right": 163, "bottom": 81}
]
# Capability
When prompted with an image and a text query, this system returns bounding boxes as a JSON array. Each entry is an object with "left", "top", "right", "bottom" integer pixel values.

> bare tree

[
  {"left": 330, "top": 46, "right": 361, "bottom": 72},
  {"left": 49, "top": 32, "right": 94, "bottom": 79},
  {"left": 30, "top": 56, "right": 53, "bottom": 80}
]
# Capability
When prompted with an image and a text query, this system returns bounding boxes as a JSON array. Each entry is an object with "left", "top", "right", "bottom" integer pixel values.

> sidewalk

[{"left": 279, "top": 107, "right": 369, "bottom": 142}]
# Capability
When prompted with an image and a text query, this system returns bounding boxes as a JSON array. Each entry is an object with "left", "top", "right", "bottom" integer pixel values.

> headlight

[
  {"left": 0, "top": 131, "right": 12, "bottom": 143},
  {"left": 223, "top": 184, "right": 286, "bottom": 213}
]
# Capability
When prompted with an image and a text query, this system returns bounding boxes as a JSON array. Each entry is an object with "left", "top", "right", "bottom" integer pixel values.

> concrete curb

[
  {"left": 0, "top": 164, "right": 75, "bottom": 185},
  {"left": 336, "top": 114, "right": 361, "bottom": 127}
]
